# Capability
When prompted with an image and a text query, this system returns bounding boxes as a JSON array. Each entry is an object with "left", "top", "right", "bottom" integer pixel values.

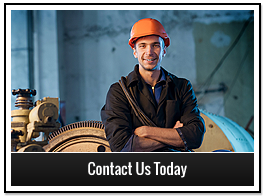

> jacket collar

[{"left": 126, "top": 64, "right": 174, "bottom": 87}]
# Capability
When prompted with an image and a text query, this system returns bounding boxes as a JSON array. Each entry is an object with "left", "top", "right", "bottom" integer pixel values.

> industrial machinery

[
  {"left": 11, "top": 89, "right": 61, "bottom": 152},
  {"left": 11, "top": 89, "right": 111, "bottom": 152},
  {"left": 194, "top": 110, "right": 254, "bottom": 152},
  {"left": 11, "top": 89, "right": 254, "bottom": 152}
]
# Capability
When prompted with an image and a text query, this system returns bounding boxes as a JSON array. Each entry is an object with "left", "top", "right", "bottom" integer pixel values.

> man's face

[{"left": 133, "top": 35, "right": 166, "bottom": 72}]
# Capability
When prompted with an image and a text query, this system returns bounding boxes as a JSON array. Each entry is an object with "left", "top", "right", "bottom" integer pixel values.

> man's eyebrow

[{"left": 138, "top": 42, "right": 161, "bottom": 45}]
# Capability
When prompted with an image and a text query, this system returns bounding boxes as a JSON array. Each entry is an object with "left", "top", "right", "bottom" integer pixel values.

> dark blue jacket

[{"left": 101, "top": 65, "right": 205, "bottom": 152}]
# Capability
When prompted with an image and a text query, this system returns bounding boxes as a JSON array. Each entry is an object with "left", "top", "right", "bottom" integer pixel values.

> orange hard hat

[{"left": 128, "top": 18, "right": 170, "bottom": 49}]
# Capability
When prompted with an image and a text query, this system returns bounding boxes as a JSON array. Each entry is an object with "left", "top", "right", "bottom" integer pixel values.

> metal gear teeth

[{"left": 47, "top": 120, "right": 105, "bottom": 141}]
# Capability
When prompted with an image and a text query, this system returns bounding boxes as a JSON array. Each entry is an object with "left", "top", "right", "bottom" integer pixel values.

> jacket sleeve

[
  {"left": 101, "top": 83, "right": 134, "bottom": 152},
  {"left": 177, "top": 80, "right": 206, "bottom": 149}
]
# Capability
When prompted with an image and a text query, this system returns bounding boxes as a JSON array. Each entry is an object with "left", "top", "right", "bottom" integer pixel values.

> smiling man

[{"left": 101, "top": 18, "right": 205, "bottom": 152}]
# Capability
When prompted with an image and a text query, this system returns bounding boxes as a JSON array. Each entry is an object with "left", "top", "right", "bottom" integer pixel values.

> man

[{"left": 101, "top": 18, "right": 205, "bottom": 152}]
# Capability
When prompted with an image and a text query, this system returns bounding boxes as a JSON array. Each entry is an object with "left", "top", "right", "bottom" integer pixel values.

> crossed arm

[
  {"left": 102, "top": 80, "right": 205, "bottom": 152},
  {"left": 132, "top": 121, "right": 184, "bottom": 152}
]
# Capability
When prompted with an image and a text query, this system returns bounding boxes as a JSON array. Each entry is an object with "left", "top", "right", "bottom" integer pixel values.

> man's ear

[{"left": 133, "top": 48, "right": 138, "bottom": 58}]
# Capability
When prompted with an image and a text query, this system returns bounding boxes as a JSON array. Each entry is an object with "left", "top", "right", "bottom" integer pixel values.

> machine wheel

[{"left": 43, "top": 121, "right": 111, "bottom": 152}]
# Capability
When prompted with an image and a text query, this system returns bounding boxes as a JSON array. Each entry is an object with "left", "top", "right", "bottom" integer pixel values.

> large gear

[{"left": 43, "top": 120, "right": 111, "bottom": 152}]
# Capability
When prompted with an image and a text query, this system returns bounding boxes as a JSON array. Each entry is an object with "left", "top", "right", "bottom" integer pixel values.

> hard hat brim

[{"left": 129, "top": 35, "right": 170, "bottom": 49}]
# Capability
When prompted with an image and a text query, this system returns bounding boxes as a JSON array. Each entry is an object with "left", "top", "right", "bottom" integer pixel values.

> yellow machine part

[
  {"left": 11, "top": 109, "right": 30, "bottom": 143},
  {"left": 193, "top": 113, "right": 234, "bottom": 152}
]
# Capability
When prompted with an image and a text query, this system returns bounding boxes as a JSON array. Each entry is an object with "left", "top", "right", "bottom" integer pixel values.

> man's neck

[{"left": 139, "top": 66, "right": 161, "bottom": 87}]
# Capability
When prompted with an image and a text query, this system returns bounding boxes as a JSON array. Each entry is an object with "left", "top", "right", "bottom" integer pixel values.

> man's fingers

[{"left": 174, "top": 121, "right": 183, "bottom": 128}]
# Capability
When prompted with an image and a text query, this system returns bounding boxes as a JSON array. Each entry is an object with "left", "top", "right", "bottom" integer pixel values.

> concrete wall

[
  {"left": 11, "top": 10, "right": 254, "bottom": 134},
  {"left": 33, "top": 10, "right": 60, "bottom": 101},
  {"left": 11, "top": 10, "right": 31, "bottom": 108},
  {"left": 11, "top": 10, "right": 59, "bottom": 106},
  {"left": 194, "top": 20, "right": 254, "bottom": 133}
]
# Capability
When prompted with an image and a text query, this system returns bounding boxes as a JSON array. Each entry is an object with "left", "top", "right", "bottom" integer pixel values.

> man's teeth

[{"left": 146, "top": 59, "right": 155, "bottom": 61}]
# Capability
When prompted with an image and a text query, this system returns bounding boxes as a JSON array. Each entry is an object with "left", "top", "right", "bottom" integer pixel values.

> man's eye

[
  {"left": 139, "top": 45, "right": 145, "bottom": 48},
  {"left": 154, "top": 44, "right": 160, "bottom": 48}
]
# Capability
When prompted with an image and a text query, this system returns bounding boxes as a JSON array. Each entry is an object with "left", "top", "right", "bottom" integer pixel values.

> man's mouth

[{"left": 145, "top": 58, "right": 156, "bottom": 62}]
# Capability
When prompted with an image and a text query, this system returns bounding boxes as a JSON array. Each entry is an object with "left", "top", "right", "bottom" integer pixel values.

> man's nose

[{"left": 145, "top": 45, "right": 154, "bottom": 55}]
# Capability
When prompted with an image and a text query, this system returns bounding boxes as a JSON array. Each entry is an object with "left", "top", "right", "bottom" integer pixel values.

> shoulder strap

[
  {"left": 119, "top": 76, "right": 192, "bottom": 152},
  {"left": 118, "top": 76, "right": 157, "bottom": 127}
]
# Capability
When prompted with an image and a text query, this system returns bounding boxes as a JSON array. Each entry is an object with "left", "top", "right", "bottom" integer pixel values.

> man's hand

[
  {"left": 133, "top": 126, "right": 167, "bottom": 151},
  {"left": 134, "top": 126, "right": 148, "bottom": 137},
  {"left": 173, "top": 121, "right": 183, "bottom": 129}
]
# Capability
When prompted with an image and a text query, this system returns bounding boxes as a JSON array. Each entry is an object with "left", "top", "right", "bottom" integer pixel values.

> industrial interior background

[{"left": 11, "top": 9, "right": 254, "bottom": 138}]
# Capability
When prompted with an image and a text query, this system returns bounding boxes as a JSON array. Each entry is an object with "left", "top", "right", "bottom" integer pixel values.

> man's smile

[
  {"left": 144, "top": 57, "right": 157, "bottom": 62},
  {"left": 145, "top": 58, "right": 156, "bottom": 61}
]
